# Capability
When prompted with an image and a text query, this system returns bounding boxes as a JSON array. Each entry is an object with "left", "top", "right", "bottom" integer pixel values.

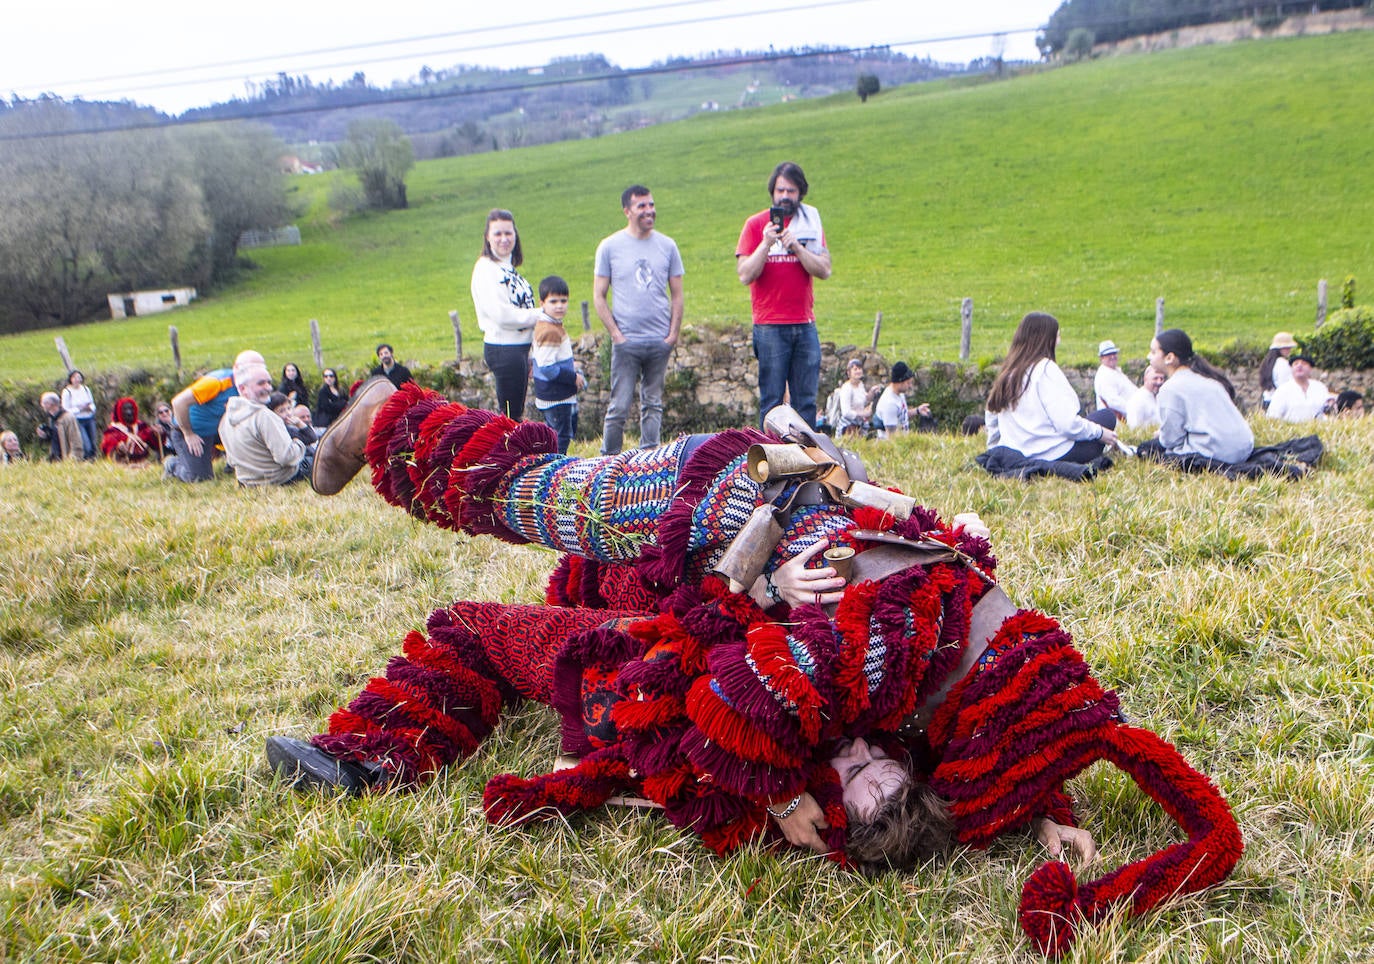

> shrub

[
  {"left": 1300, "top": 307, "right": 1374, "bottom": 370},
  {"left": 1064, "top": 28, "right": 1095, "bottom": 61}
]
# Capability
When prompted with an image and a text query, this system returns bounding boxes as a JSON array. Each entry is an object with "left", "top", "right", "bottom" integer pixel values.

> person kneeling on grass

[{"left": 268, "top": 380, "right": 1242, "bottom": 957}]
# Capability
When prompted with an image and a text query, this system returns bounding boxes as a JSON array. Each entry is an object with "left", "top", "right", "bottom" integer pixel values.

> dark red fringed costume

[{"left": 310, "top": 385, "right": 1242, "bottom": 956}]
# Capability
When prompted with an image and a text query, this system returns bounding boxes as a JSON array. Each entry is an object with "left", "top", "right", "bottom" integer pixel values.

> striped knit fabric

[
  {"left": 361, "top": 386, "right": 854, "bottom": 588},
  {"left": 338, "top": 390, "right": 1240, "bottom": 955}
]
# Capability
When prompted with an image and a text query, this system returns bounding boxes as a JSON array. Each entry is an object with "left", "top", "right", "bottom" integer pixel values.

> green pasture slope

[{"left": 3, "top": 30, "right": 1372, "bottom": 381}]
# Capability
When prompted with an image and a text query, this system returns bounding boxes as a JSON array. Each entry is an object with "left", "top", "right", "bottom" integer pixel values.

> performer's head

[{"left": 831, "top": 737, "right": 952, "bottom": 869}]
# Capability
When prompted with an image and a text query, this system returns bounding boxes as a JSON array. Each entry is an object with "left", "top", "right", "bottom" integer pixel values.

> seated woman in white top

[
  {"left": 834, "top": 358, "right": 872, "bottom": 436},
  {"left": 1142, "top": 328, "right": 1253, "bottom": 464},
  {"left": 984, "top": 312, "right": 1117, "bottom": 464}
]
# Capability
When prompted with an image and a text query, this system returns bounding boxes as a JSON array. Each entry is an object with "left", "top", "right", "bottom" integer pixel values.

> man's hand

[
  {"left": 184, "top": 432, "right": 205, "bottom": 457},
  {"left": 769, "top": 538, "right": 847, "bottom": 608},
  {"left": 1033, "top": 816, "right": 1097, "bottom": 864},
  {"left": 915, "top": 402, "right": 932, "bottom": 417},
  {"left": 772, "top": 793, "right": 830, "bottom": 854}
]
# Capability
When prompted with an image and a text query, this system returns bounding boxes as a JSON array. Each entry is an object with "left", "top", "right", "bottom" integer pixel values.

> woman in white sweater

[
  {"left": 471, "top": 209, "right": 542, "bottom": 420},
  {"left": 985, "top": 312, "right": 1117, "bottom": 463}
]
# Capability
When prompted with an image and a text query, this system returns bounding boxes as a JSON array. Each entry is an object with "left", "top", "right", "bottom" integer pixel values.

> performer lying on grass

[{"left": 267, "top": 378, "right": 1243, "bottom": 957}]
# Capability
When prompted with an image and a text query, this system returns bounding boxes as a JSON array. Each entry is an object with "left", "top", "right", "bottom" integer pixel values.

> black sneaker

[{"left": 266, "top": 736, "right": 379, "bottom": 795}]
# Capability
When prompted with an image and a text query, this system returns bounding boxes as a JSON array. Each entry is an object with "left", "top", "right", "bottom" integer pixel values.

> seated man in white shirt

[
  {"left": 1125, "top": 367, "right": 1165, "bottom": 430},
  {"left": 873, "top": 361, "right": 931, "bottom": 438},
  {"left": 1093, "top": 340, "right": 1136, "bottom": 419},
  {"left": 1266, "top": 354, "right": 1333, "bottom": 423}
]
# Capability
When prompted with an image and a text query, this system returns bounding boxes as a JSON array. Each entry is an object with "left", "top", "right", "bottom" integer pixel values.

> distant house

[
  {"left": 107, "top": 288, "right": 197, "bottom": 319},
  {"left": 279, "top": 155, "right": 324, "bottom": 175}
]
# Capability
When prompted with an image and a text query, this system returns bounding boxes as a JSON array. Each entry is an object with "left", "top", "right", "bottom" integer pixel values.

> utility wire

[
  {"left": 17, "top": 0, "right": 747, "bottom": 90},
  {"left": 66, "top": 0, "right": 885, "bottom": 102},
  {"left": 0, "top": 30, "right": 1040, "bottom": 143}
]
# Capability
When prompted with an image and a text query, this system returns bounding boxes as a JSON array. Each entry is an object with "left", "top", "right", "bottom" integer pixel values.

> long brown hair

[{"left": 987, "top": 312, "right": 1060, "bottom": 413}]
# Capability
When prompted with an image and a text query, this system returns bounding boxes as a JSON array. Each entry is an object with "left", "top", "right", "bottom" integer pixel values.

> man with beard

[{"left": 736, "top": 161, "right": 832, "bottom": 428}]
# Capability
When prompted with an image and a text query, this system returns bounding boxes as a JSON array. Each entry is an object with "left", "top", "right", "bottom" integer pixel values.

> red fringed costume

[
  {"left": 100, "top": 397, "right": 159, "bottom": 463},
  {"left": 309, "top": 385, "right": 1242, "bottom": 957}
]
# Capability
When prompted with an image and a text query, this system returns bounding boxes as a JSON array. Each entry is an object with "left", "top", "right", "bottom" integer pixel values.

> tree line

[
  {"left": 0, "top": 99, "right": 292, "bottom": 333},
  {"left": 181, "top": 47, "right": 959, "bottom": 159},
  {"left": 1038, "top": 0, "right": 1368, "bottom": 55}
]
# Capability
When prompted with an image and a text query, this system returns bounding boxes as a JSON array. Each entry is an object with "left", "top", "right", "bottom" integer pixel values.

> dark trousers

[
  {"left": 485, "top": 343, "right": 531, "bottom": 421},
  {"left": 1056, "top": 409, "right": 1117, "bottom": 464}
]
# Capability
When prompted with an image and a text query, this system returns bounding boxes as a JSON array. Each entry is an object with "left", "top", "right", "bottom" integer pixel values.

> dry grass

[{"left": 1, "top": 418, "right": 1371, "bottom": 961}]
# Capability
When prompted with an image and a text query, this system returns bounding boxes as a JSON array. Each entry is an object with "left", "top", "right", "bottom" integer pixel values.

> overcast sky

[{"left": 3, "top": 0, "right": 1065, "bottom": 114}]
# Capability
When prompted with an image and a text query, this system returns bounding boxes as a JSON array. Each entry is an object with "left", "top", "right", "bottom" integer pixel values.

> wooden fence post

[
  {"left": 870, "top": 311, "right": 883, "bottom": 351},
  {"left": 55, "top": 337, "right": 74, "bottom": 373},
  {"left": 168, "top": 327, "right": 181, "bottom": 377},
  {"left": 960, "top": 299, "right": 973, "bottom": 362},
  {"left": 1316, "top": 279, "right": 1328, "bottom": 328},
  {"left": 581, "top": 300, "right": 591, "bottom": 333},
  {"left": 449, "top": 310, "right": 463, "bottom": 359},
  {"left": 310, "top": 319, "right": 323, "bottom": 370},
  {"left": 1155, "top": 297, "right": 1165, "bottom": 336}
]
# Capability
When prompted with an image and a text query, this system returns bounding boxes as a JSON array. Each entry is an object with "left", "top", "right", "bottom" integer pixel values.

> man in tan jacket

[{"left": 218, "top": 364, "right": 311, "bottom": 486}]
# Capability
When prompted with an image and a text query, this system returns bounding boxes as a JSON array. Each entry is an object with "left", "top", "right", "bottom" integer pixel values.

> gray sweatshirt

[{"left": 1157, "top": 368, "right": 1253, "bottom": 464}]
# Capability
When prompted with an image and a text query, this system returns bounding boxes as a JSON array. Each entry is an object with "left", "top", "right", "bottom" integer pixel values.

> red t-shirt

[{"left": 735, "top": 206, "right": 827, "bottom": 325}]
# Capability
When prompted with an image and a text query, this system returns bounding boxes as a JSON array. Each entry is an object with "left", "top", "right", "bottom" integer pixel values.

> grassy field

[
  {"left": 1, "top": 411, "right": 1371, "bottom": 961},
  {"left": 2, "top": 31, "right": 1372, "bottom": 385}
]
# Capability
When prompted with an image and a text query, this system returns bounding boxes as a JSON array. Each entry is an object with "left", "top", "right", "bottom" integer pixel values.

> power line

[
  {"left": 0, "top": 30, "right": 1042, "bottom": 143},
  {"left": 66, "top": 0, "right": 887, "bottom": 103},
  {"left": 15, "top": 0, "right": 743, "bottom": 90}
]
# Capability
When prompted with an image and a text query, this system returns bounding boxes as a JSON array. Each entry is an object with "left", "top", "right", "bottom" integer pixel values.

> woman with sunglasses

[{"left": 314, "top": 370, "right": 349, "bottom": 428}]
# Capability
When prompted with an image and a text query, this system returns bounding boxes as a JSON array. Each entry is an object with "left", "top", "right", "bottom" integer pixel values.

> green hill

[{"left": 4, "top": 31, "right": 1372, "bottom": 379}]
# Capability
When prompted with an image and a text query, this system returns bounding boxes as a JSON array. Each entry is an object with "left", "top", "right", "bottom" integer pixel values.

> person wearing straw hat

[{"left": 1259, "top": 331, "right": 1297, "bottom": 409}]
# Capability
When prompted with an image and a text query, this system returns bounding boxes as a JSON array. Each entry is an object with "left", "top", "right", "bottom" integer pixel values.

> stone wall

[{"left": 5, "top": 331, "right": 1368, "bottom": 449}]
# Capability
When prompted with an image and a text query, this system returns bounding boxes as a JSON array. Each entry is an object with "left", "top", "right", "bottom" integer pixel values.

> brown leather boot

[{"left": 311, "top": 376, "right": 396, "bottom": 495}]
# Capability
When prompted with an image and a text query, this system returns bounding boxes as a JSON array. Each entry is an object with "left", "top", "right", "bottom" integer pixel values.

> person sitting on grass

[
  {"left": 1138, "top": 329, "right": 1322, "bottom": 478},
  {"left": 1124, "top": 367, "right": 1165, "bottom": 431},
  {"left": 1, "top": 430, "right": 24, "bottom": 464},
  {"left": 831, "top": 358, "right": 873, "bottom": 436},
  {"left": 978, "top": 312, "right": 1118, "bottom": 481},
  {"left": 266, "top": 380, "right": 1242, "bottom": 957},
  {"left": 873, "top": 362, "right": 933, "bottom": 437},
  {"left": 219, "top": 364, "right": 312, "bottom": 486},
  {"left": 99, "top": 396, "right": 158, "bottom": 464},
  {"left": 531, "top": 275, "right": 584, "bottom": 454},
  {"left": 1335, "top": 390, "right": 1365, "bottom": 418},
  {"left": 165, "top": 350, "right": 264, "bottom": 483},
  {"left": 37, "top": 391, "right": 83, "bottom": 462},
  {"left": 1266, "top": 354, "right": 1333, "bottom": 423}
]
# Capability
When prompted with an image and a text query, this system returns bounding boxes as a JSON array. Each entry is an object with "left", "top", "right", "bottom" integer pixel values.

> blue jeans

[
  {"left": 167, "top": 424, "right": 218, "bottom": 482},
  {"left": 752, "top": 322, "right": 821, "bottom": 428},
  {"left": 601, "top": 340, "right": 672, "bottom": 455},
  {"left": 76, "top": 416, "right": 98, "bottom": 459},
  {"left": 542, "top": 403, "right": 579, "bottom": 455}
]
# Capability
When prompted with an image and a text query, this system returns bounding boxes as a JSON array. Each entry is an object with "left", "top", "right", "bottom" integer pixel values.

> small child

[{"left": 531, "top": 276, "right": 584, "bottom": 454}]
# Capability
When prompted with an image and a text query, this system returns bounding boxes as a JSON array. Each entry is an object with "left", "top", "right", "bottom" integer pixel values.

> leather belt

[{"left": 898, "top": 584, "right": 1016, "bottom": 736}]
